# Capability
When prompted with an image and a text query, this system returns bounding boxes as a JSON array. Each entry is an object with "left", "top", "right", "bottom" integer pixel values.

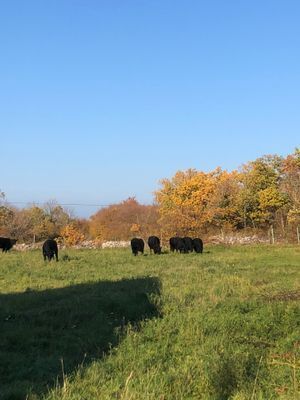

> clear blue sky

[{"left": 1, "top": 1, "right": 299, "bottom": 217}]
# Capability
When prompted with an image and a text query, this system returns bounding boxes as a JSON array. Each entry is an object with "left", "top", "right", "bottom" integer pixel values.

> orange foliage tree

[
  {"left": 61, "top": 224, "right": 85, "bottom": 247},
  {"left": 89, "top": 197, "right": 159, "bottom": 241}
]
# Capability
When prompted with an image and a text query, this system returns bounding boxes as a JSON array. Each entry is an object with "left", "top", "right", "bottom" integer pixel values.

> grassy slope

[{"left": 0, "top": 245, "right": 299, "bottom": 400}]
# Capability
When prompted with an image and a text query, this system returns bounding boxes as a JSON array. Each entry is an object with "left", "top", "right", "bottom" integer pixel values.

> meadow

[{"left": 0, "top": 245, "right": 299, "bottom": 400}]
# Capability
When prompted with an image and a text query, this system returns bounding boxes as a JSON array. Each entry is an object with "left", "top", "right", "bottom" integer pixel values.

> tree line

[{"left": 1, "top": 149, "right": 299, "bottom": 244}]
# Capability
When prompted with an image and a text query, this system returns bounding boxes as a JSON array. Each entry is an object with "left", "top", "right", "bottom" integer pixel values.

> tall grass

[{"left": 0, "top": 245, "right": 299, "bottom": 399}]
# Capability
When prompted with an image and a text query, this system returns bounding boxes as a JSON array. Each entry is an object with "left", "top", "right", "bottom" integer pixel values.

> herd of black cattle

[
  {"left": 0, "top": 235, "right": 203, "bottom": 261},
  {"left": 131, "top": 236, "right": 203, "bottom": 256}
]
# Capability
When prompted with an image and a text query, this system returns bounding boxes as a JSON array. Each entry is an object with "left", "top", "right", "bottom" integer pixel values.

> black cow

[
  {"left": 42, "top": 239, "right": 59, "bottom": 261},
  {"left": 169, "top": 237, "right": 186, "bottom": 253},
  {"left": 130, "top": 238, "right": 144, "bottom": 256},
  {"left": 148, "top": 236, "right": 161, "bottom": 254},
  {"left": 183, "top": 237, "right": 193, "bottom": 253},
  {"left": 192, "top": 238, "right": 203, "bottom": 253},
  {"left": 0, "top": 237, "right": 17, "bottom": 252}
]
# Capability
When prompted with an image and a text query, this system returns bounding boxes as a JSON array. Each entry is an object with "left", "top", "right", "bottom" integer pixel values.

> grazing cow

[
  {"left": 0, "top": 237, "right": 17, "bottom": 252},
  {"left": 169, "top": 237, "right": 186, "bottom": 253},
  {"left": 192, "top": 238, "right": 203, "bottom": 253},
  {"left": 42, "top": 239, "right": 59, "bottom": 261},
  {"left": 130, "top": 238, "right": 144, "bottom": 256},
  {"left": 148, "top": 236, "right": 161, "bottom": 254},
  {"left": 183, "top": 237, "right": 193, "bottom": 253}
]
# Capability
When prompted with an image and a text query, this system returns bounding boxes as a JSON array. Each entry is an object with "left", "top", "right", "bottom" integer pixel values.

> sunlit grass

[{"left": 0, "top": 245, "right": 299, "bottom": 399}]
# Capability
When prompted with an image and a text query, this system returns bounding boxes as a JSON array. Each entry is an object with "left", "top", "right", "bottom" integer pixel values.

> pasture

[{"left": 0, "top": 245, "right": 299, "bottom": 400}]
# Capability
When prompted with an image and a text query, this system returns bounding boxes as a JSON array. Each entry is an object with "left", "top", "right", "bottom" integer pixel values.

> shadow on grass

[{"left": 0, "top": 277, "right": 161, "bottom": 400}]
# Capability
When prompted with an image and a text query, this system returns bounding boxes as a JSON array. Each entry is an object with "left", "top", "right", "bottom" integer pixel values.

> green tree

[{"left": 238, "top": 155, "right": 285, "bottom": 228}]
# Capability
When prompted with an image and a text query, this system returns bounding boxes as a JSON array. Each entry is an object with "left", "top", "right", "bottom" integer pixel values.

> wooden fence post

[{"left": 270, "top": 225, "right": 275, "bottom": 244}]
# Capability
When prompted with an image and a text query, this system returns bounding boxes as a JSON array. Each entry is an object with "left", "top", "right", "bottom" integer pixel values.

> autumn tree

[
  {"left": 89, "top": 198, "right": 159, "bottom": 241},
  {"left": 238, "top": 155, "right": 288, "bottom": 228},
  {"left": 0, "top": 206, "right": 15, "bottom": 236},
  {"left": 206, "top": 170, "right": 242, "bottom": 232},
  {"left": 61, "top": 224, "right": 85, "bottom": 246},
  {"left": 0, "top": 197, "right": 73, "bottom": 242},
  {"left": 0, "top": 192, "right": 29, "bottom": 239},
  {"left": 281, "top": 149, "right": 300, "bottom": 235},
  {"left": 43, "top": 201, "right": 72, "bottom": 237},
  {"left": 75, "top": 218, "right": 90, "bottom": 239},
  {"left": 155, "top": 169, "right": 219, "bottom": 237},
  {"left": 0, "top": 191, "right": 13, "bottom": 236},
  {"left": 3, "top": 208, "right": 32, "bottom": 241}
]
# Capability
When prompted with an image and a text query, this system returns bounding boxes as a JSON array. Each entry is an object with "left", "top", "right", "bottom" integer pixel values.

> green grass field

[{"left": 0, "top": 245, "right": 299, "bottom": 400}]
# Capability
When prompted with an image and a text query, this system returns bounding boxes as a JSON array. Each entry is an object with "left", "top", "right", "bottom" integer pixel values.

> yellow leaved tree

[
  {"left": 61, "top": 224, "right": 85, "bottom": 247},
  {"left": 155, "top": 168, "right": 218, "bottom": 236}
]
